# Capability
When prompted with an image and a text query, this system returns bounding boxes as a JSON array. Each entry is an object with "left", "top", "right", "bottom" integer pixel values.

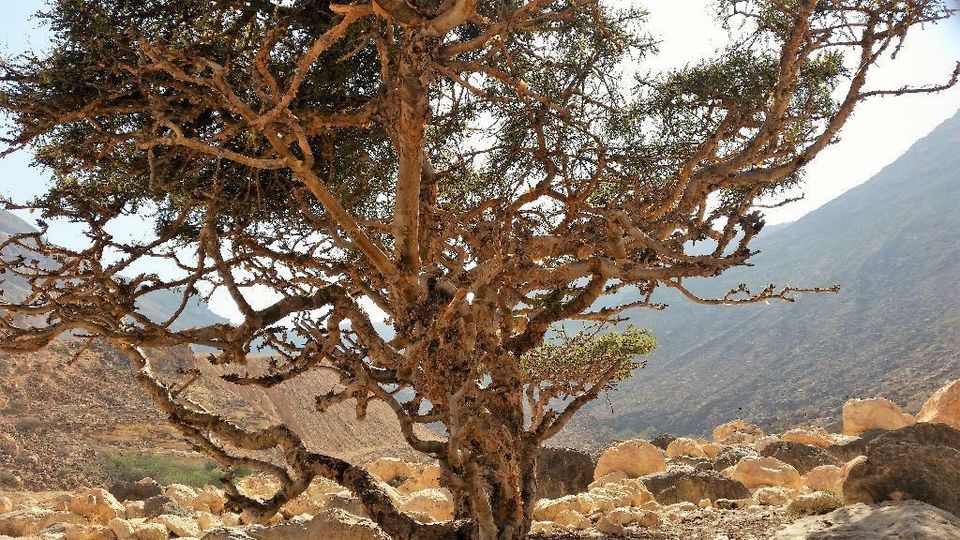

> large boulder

[
  {"left": 842, "top": 422, "right": 960, "bottom": 515},
  {"left": 536, "top": 447, "right": 594, "bottom": 499},
  {"left": 69, "top": 488, "right": 125, "bottom": 523},
  {"left": 722, "top": 456, "right": 802, "bottom": 490},
  {"left": 666, "top": 438, "right": 707, "bottom": 459},
  {"left": 802, "top": 465, "right": 843, "bottom": 496},
  {"left": 779, "top": 427, "right": 833, "bottom": 448},
  {"left": 759, "top": 440, "right": 841, "bottom": 474},
  {"left": 711, "top": 445, "right": 757, "bottom": 471},
  {"left": 594, "top": 439, "right": 666, "bottom": 479},
  {"left": 918, "top": 379, "right": 960, "bottom": 431},
  {"left": 0, "top": 507, "right": 54, "bottom": 536},
  {"left": 398, "top": 489, "right": 454, "bottom": 522},
  {"left": 532, "top": 494, "right": 594, "bottom": 522},
  {"left": 712, "top": 419, "right": 764, "bottom": 445},
  {"left": 774, "top": 501, "right": 960, "bottom": 539},
  {"left": 108, "top": 478, "right": 164, "bottom": 503},
  {"left": 640, "top": 466, "right": 749, "bottom": 505},
  {"left": 842, "top": 398, "right": 915, "bottom": 436}
]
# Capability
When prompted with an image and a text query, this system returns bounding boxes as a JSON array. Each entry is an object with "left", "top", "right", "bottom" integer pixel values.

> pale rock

[
  {"left": 196, "top": 511, "right": 218, "bottom": 531},
  {"left": 220, "top": 513, "right": 241, "bottom": 527},
  {"left": 773, "top": 500, "right": 960, "bottom": 539},
  {"left": 594, "top": 439, "right": 666, "bottom": 479},
  {"left": 753, "top": 435, "right": 780, "bottom": 452},
  {"left": 595, "top": 516, "right": 625, "bottom": 535},
  {"left": 532, "top": 495, "right": 592, "bottom": 522},
  {"left": 397, "top": 465, "right": 441, "bottom": 495},
  {"left": 604, "top": 508, "right": 638, "bottom": 526},
  {"left": 123, "top": 501, "right": 145, "bottom": 519},
  {"left": 529, "top": 521, "right": 561, "bottom": 534},
  {"left": 302, "top": 508, "right": 392, "bottom": 540},
  {"left": 39, "top": 511, "right": 86, "bottom": 529},
  {"left": 192, "top": 486, "right": 227, "bottom": 515},
  {"left": 553, "top": 509, "right": 591, "bottom": 529},
  {"left": 164, "top": 484, "right": 198, "bottom": 509},
  {"left": 722, "top": 456, "right": 801, "bottom": 489},
  {"left": 108, "top": 517, "right": 137, "bottom": 540},
  {"left": 666, "top": 437, "right": 707, "bottom": 459},
  {"left": 698, "top": 499, "right": 711, "bottom": 508},
  {"left": 786, "top": 491, "right": 843, "bottom": 516},
  {"left": 588, "top": 471, "right": 628, "bottom": 490},
  {"left": 398, "top": 489, "right": 453, "bottom": 522},
  {"left": 780, "top": 427, "right": 833, "bottom": 448},
  {"left": 700, "top": 443, "right": 722, "bottom": 459},
  {"left": 0, "top": 507, "right": 54, "bottom": 536},
  {"left": 755, "top": 487, "right": 792, "bottom": 506},
  {"left": 634, "top": 509, "right": 660, "bottom": 527},
  {"left": 70, "top": 489, "right": 125, "bottom": 523},
  {"left": 132, "top": 522, "right": 168, "bottom": 540},
  {"left": 0, "top": 497, "right": 11, "bottom": 514},
  {"left": 917, "top": 379, "right": 960, "bottom": 431},
  {"left": 840, "top": 455, "right": 866, "bottom": 484},
  {"left": 842, "top": 397, "right": 915, "bottom": 436},
  {"left": 802, "top": 465, "right": 842, "bottom": 495},
  {"left": 713, "top": 419, "right": 764, "bottom": 445},
  {"left": 363, "top": 458, "right": 416, "bottom": 486},
  {"left": 151, "top": 513, "right": 201, "bottom": 537},
  {"left": 236, "top": 476, "right": 280, "bottom": 502},
  {"left": 63, "top": 523, "right": 114, "bottom": 540}
]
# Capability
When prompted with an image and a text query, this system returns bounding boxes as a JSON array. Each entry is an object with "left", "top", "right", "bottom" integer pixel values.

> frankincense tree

[{"left": 0, "top": 0, "right": 956, "bottom": 537}]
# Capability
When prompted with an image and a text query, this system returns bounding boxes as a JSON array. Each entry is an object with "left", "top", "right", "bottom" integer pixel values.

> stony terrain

[{"left": 1, "top": 378, "right": 958, "bottom": 539}]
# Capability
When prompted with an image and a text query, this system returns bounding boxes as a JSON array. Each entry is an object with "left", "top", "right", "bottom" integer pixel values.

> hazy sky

[{"left": 1, "top": 1, "right": 958, "bottom": 320}]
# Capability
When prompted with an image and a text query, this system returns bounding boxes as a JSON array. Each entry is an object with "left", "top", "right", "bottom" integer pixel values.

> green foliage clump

[{"left": 100, "top": 451, "right": 251, "bottom": 488}]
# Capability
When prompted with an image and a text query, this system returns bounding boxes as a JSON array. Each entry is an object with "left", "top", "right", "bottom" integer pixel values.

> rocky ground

[{"left": 1, "top": 372, "right": 958, "bottom": 538}]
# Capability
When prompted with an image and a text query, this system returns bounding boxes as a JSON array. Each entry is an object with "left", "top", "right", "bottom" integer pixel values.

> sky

[{"left": 1, "top": 1, "right": 959, "bottom": 321}]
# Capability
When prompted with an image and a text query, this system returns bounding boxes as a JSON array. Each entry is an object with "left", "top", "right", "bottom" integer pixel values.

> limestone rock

[
  {"left": 641, "top": 466, "right": 749, "bottom": 505},
  {"left": 123, "top": 501, "right": 145, "bottom": 519},
  {"left": 69, "top": 488, "right": 125, "bottom": 523},
  {"left": 759, "top": 440, "right": 841, "bottom": 474},
  {"left": 134, "top": 522, "right": 170, "bottom": 540},
  {"left": 398, "top": 489, "right": 453, "bottom": 522},
  {"left": 0, "top": 498, "right": 11, "bottom": 515},
  {"left": 588, "top": 471, "right": 628, "bottom": 490},
  {"left": 594, "top": 439, "right": 666, "bottom": 479},
  {"left": 193, "top": 486, "right": 227, "bottom": 515},
  {"left": 363, "top": 458, "right": 416, "bottom": 487},
  {"left": 109, "top": 478, "right": 163, "bottom": 503},
  {"left": 918, "top": 379, "right": 960, "bottom": 431},
  {"left": 755, "top": 487, "right": 792, "bottom": 506},
  {"left": 163, "top": 484, "right": 198, "bottom": 509},
  {"left": 700, "top": 442, "right": 722, "bottom": 459},
  {"left": 554, "top": 509, "right": 591, "bottom": 529},
  {"left": 666, "top": 438, "right": 707, "bottom": 459},
  {"left": 722, "top": 456, "right": 801, "bottom": 490},
  {"left": 787, "top": 491, "right": 842, "bottom": 516},
  {"left": 595, "top": 516, "right": 625, "bottom": 535},
  {"left": 711, "top": 445, "right": 758, "bottom": 471},
  {"left": 151, "top": 513, "right": 202, "bottom": 537},
  {"left": 536, "top": 447, "right": 595, "bottom": 499},
  {"left": 649, "top": 434, "right": 676, "bottom": 451},
  {"left": 713, "top": 419, "right": 764, "bottom": 445},
  {"left": 780, "top": 427, "right": 833, "bottom": 448},
  {"left": 142, "top": 495, "right": 187, "bottom": 518},
  {"left": 62, "top": 523, "right": 115, "bottom": 540},
  {"left": 802, "top": 465, "right": 843, "bottom": 495},
  {"left": 532, "top": 494, "right": 593, "bottom": 522},
  {"left": 842, "top": 397, "right": 915, "bottom": 436},
  {"left": 529, "top": 521, "right": 561, "bottom": 534},
  {"left": 0, "top": 507, "right": 54, "bottom": 536},
  {"left": 842, "top": 422, "right": 960, "bottom": 515},
  {"left": 773, "top": 501, "right": 960, "bottom": 540}
]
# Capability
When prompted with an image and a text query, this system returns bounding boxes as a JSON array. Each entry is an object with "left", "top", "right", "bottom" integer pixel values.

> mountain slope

[{"left": 575, "top": 109, "right": 960, "bottom": 439}]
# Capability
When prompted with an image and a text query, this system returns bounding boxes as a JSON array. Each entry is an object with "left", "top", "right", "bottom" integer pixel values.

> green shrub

[{"left": 100, "top": 451, "right": 252, "bottom": 488}]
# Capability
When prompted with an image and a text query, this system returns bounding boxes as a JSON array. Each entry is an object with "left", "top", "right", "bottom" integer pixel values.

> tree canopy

[{"left": 0, "top": 0, "right": 956, "bottom": 538}]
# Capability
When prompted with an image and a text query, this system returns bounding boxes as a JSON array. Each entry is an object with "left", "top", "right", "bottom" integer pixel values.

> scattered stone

[
  {"left": 722, "top": 456, "right": 802, "bottom": 490},
  {"left": 594, "top": 439, "right": 667, "bottom": 479},
  {"left": 533, "top": 495, "right": 593, "bottom": 522},
  {"left": 595, "top": 516, "right": 626, "bottom": 535},
  {"left": 779, "top": 427, "right": 833, "bottom": 448},
  {"left": 151, "top": 513, "right": 202, "bottom": 537},
  {"left": 193, "top": 486, "right": 228, "bottom": 515},
  {"left": 802, "top": 465, "right": 843, "bottom": 495},
  {"left": 918, "top": 379, "right": 960, "bottom": 431},
  {"left": 700, "top": 442, "right": 722, "bottom": 459},
  {"left": 711, "top": 445, "right": 758, "bottom": 472},
  {"left": 164, "top": 484, "right": 199, "bottom": 509},
  {"left": 641, "top": 466, "right": 750, "bottom": 505},
  {"left": 774, "top": 500, "right": 960, "bottom": 539},
  {"left": 759, "top": 440, "right": 841, "bottom": 474},
  {"left": 842, "top": 397, "right": 915, "bottom": 436},
  {"left": 109, "top": 478, "right": 163, "bottom": 502},
  {"left": 755, "top": 487, "right": 792, "bottom": 506},
  {"left": 713, "top": 419, "right": 764, "bottom": 445},
  {"left": 142, "top": 495, "right": 187, "bottom": 518},
  {"left": 787, "top": 491, "right": 842, "bottom": 516},
  {"left": 842, "top": 422, "right": 960, "bottom": 515},
  {"left": 588, "top": 471, "right": 628, "bottom": 490},
  {"left": 0, "top": 506, "right": 54, "bottom": 536},
  {"left": 666, "top": 438, "right": 707, "bottom": 459},
  {"left": 69, "top": 488, "right": 125, "bottom": 523},
  {"left": 554, "top": 509, "right": 591, "bottom": 529},
  {"left": 398, "top": 488, "right": 453, "bottom": 522},
  {"left": 529, "top": 520, "right": 561, "bottom": 535},
  {"left": 536, "top": 447, "right": 595, "bottom": 499},
  {"left": 62, "top": 522, "right": 115, "bottom": 540}
]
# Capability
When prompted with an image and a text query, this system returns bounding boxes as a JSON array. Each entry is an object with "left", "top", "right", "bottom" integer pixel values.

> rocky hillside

[
  {"left": 572, "top": 109, "right": 960, "bottom": 440},
  {"left": 0, "top": 341, "right": 434, "bottom": 491}
]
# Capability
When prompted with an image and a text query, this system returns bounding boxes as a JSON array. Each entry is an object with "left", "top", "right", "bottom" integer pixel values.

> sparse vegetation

[{"left": 99, "top": 452, "right": 252, "bottom": 488}]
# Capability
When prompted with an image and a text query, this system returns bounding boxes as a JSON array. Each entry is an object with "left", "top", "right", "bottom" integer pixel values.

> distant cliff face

[{"left": 564, "top": 110, "right": 960, "bottom": 442}]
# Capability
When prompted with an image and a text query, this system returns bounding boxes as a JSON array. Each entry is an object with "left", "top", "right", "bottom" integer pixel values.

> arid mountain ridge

[{"left": 571, "top": 109, "right": 960, "bottom": 442}]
